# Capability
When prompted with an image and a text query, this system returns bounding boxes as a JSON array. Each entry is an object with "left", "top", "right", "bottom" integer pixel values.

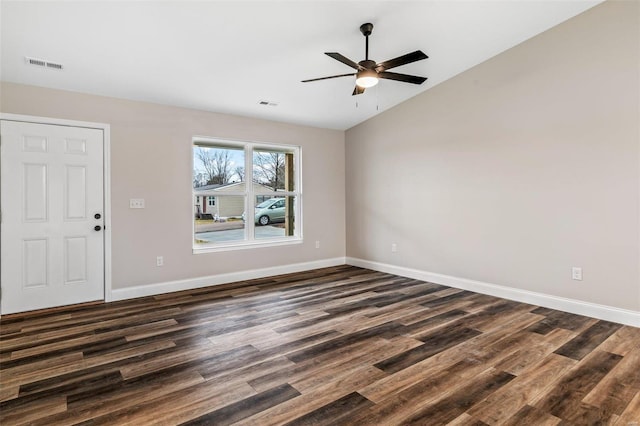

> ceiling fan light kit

[
  {"left": 355, "top": 69, "right": 379, "bottom": 88},
  {"left": 302, "top": 22, "right": 428, "bottom": 96}
]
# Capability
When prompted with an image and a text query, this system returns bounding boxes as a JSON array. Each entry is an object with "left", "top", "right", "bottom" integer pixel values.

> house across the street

[{"left": 194, "top": 181, "right": 275, "bottom": 219}]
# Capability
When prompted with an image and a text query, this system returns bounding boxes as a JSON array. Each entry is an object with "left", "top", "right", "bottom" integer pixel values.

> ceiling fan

[{"left": 302, "top": 23, "right": 428, "bottom": 96}]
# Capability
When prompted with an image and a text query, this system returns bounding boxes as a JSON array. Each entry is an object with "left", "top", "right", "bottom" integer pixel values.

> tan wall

[
  {"left": 346, "top": 1, "right": 640, "bottom": 311},
  {"left": 0, "top": 83, "right": 345, "bottom": 289}
]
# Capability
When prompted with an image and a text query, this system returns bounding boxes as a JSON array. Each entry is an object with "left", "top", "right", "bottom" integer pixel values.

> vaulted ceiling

[{"left": 1, "top": 1, "right": 602, "bottom": 130}]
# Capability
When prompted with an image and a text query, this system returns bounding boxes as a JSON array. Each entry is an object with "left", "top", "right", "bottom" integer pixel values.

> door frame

[{"left": 0, "top": 113, "right": 112, "bottom": 312}]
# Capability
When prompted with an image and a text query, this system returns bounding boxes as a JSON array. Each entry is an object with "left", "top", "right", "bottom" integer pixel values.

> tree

[
  {"left": 196, "top": 147, "right": 234, "bottom": 185},
  {"left": 193, "top": 172, "right": 207, "bottom": 188},
  {"left": 253, "top": 152, "right": 285, "bottom": 191},
  {"left": 234, "top": 166, "right": 245, "bottom": 182}
]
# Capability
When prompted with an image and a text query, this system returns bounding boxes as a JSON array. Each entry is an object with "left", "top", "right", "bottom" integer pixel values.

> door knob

[
  {"left": 94, "top": 213, "right": 101, "bottom": 219},
  {"left": 94, "top": 225, "right": 102, "bottom": 231}
]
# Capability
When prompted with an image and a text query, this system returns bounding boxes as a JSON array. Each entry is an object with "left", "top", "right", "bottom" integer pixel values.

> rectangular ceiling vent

[
  {"left": 25, "top": 56, "right": 63, "bottom": 70},
  {"left": 46, "top": 62, "right": 63, "bottom": 70}
]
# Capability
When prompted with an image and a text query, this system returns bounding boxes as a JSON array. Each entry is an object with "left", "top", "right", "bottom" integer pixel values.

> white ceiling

[{"left": 1, "top": 1, "right": 602, "bottom": 130}]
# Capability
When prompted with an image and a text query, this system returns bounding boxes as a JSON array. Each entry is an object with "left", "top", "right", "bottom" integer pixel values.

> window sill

[{"left": 193, "top": 237, "right": 303, "bottom": 254}]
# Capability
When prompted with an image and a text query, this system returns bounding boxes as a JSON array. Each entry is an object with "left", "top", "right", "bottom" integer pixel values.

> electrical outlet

[
  {"left": 391, "top": 243, "right": 398, "bottom": 253},
  {"left": 572, "top": 267, "right": 582, "bottom": 281},
  {"left": 315, "top": 240, "right": 320, "bottom": 249},
  {"left": 130, "top": 198, "right": 145, "bottom": 209},
  {"left": 156, "top": 256, "right": 164, "bottom": 267}
]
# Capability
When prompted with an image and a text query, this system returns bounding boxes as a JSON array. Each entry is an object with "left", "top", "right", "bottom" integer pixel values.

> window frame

[{"left": 192, "top": 137, "right": 302, "bottom": 253}]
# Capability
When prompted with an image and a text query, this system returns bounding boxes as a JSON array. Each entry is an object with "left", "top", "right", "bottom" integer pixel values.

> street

[{"left": 195, "top": 221, "right": 286, "bottom": 243}]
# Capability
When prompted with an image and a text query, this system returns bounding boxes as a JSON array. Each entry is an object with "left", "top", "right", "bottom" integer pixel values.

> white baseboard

[
  {"left": 110, "top": 257, "right": 346, "bottom": 301},
  {"left": 346, "top": 257, "right": 640, "bottom": 328},
  {"left": 110, "top": 255, "right": 640, "bottom": 328}
]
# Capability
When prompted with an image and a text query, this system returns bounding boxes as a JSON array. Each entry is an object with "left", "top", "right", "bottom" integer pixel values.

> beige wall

[
  {"left": 346, "top": 1, "right": 640, "bottom": 311},
  {"left": 0, "top": 82, "right": 345, "bottom": 289}
]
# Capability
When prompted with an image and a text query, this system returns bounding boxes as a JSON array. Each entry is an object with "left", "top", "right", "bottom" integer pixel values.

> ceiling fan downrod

[{"left": 360, "top": 23, "right": 373, "bottom": 61}]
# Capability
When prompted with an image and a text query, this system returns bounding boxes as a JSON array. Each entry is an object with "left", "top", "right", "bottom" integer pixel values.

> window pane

[
  {"left": 253, "top": 149, "right": 294, "bottom": 191},
  {"left": 193, "top": 145, "right": 245, "bottom": 188},
  {"left": 254, "top": 196, "right": 297, "bottom": 239},
  {"left": 194, "top": 195, "right": 246, "bottom": 244}
]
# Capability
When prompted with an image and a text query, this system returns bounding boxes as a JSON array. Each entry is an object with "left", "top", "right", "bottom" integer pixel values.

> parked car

[{"left": 253, "top": 198, "right": 286, "bottom": 226}]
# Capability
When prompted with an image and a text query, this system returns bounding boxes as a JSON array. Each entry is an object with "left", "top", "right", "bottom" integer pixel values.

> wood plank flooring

[{"left": 1, "top": 265, "right": 639, "bottom": 425}]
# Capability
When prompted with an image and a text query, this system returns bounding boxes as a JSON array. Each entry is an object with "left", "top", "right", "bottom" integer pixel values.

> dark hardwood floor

[{"left": 1, "top": 265, "right": 639, "bottom": 425}]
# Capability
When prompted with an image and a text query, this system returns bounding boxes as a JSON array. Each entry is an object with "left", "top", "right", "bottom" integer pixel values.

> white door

[{"left": 1, "top": 120, "right": 105, "bottom": 314}]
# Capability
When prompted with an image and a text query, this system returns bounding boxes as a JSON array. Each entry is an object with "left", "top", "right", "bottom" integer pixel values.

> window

[{"left": 192, "top": 138, "right": 301, "bottom": 251}]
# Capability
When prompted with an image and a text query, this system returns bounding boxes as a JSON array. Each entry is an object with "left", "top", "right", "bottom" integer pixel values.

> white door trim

[{"left": 0, "top": 113, "right": 113, "bottom": 309}]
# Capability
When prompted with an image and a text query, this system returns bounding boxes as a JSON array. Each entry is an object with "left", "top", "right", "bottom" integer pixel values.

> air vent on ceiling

[
  {"left": 258, "top": 100, "right": 278, "bottom": 107},
  {"left": 25, "top": 56, "right": 64, "bottom": 70}
]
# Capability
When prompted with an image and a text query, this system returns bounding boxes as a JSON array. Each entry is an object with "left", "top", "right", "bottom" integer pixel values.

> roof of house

[
  {"left": 193, "top": 181, "right": 273, "bottom": 195},
  {"left": 194, "top": 182, "right": 237, "bottom": 192}
]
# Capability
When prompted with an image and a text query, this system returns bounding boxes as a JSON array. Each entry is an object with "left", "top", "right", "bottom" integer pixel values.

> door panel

[
  {"left": 65, "top": 236, "right": 88, "bottom": 283},
  {"left": 23, "top": 238, "right": 48, "bottom": 287},
  {"left": 24, "top": 163, "right": 48, "bottom": 221},
  {"left": 66, "top": 165, "right": 86, "bottom": 219},
  {"left": 1, "top": 120, "right": 105, "bottom": 314}
]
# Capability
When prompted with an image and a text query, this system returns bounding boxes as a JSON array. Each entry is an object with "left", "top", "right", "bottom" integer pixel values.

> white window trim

[{"left": 192, "top": 137, "right": 302, "bottom": 253}]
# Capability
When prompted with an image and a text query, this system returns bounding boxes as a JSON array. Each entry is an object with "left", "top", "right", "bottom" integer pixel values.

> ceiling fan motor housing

[{"left": 358, "top": 59, "right": 376, "bottom": 70}]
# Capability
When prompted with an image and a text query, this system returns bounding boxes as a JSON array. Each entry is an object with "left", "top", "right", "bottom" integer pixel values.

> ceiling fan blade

[
  {"left": 352, "top": 85, "right": 365, "bottom": 96},
  {"left": 375, "top": 50, "right": 428, "bottom": 72},
  {"left": 378, "top": 71, "right": 427, "bottom": 85},
  {"left": 301, "top": 73, "right": 355, "bottom": 83},
  {"left": 325, "top": 52, "right": 364, "bottom": 70}
]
